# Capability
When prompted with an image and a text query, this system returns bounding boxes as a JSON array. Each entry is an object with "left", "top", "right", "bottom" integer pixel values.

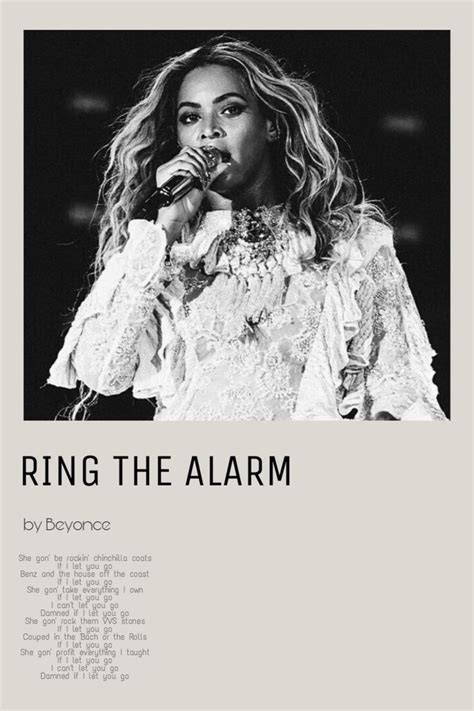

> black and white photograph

[{"left": 25, "top": 30, "right": 450, "bottom": 420}]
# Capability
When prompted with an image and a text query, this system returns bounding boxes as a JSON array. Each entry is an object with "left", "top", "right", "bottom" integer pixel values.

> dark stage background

[{"left": 24, "top": 30, "right": 450, "bottom": 419}]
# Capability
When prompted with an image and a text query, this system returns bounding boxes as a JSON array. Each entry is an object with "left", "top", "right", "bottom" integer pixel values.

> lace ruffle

[
  {"left": 171, "top": 207, "right": 316, "bottom": 278},
  {"left": 292, "top": 219, "right": 445, "bottom": 420}
]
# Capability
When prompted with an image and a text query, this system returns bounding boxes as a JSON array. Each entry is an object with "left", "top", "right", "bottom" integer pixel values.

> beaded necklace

[{"left": 216, "top": 204, "right": 295, "bottom": 262}]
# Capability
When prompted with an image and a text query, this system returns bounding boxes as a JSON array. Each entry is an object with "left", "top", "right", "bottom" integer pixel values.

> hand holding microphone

[{"left": 137, "top": 146, "right": 230, "bottom": 244}]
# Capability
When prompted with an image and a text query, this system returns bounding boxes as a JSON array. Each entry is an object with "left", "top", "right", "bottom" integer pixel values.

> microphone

[{"left": 136, "top": 146, "right": 231, "bottom": 218}]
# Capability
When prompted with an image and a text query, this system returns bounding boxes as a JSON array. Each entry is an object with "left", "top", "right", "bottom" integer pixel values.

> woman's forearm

[{"left": 48, "top": 220, "right": 171, "bottom": 396}]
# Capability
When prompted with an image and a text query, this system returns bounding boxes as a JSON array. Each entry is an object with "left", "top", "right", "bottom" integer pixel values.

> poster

[{"left": 2, "top": 1, "right": 472, "bottom": 709}]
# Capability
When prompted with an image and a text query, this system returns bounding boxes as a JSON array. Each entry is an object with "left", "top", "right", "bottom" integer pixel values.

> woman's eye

[
  {"left": 222, "top": 104, "right": 245, "bottom": 116},
  {"left": 178, "top": 113, "right": 200, "bottom": 125}
]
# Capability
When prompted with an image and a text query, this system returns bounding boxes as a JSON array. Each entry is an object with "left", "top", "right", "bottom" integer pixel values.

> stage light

[
  {"left": 380, "top": 113, "right": 425, "bottom": 136},
  {"left": 67, "top": 202, "right": 102, "bottom": 226},
  {"left": 396, "top": 221, "right": 422, "bottom": 243},
  {"left": 68, "top": 92, "right": 111, "bottom": 114}
]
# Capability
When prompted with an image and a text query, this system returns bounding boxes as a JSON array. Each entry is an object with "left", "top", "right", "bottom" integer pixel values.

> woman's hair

[{"left": 95, "top": 35, "right": 385, "bottom": 275}]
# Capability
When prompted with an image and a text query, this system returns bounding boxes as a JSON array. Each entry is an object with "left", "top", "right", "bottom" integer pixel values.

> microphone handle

[
  {"left": 156, "top": 173, "right": 204, "bottom": 207},
  {"left": 136, "top": 174, "right": 203, "bottom": 218}
]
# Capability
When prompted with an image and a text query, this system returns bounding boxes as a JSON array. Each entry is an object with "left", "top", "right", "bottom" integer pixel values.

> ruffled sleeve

[
  {"left": 48, "top": 220, "right": 176, "bottom": 397},
  {"left": 337, "top": 220, "right": 446, "bottom": 420},
  {"left": 293, "top": 219, "right": 446, "bottom": 420},
  {"left": 359, "top": 237, "right": 446, "bottom": 420}
]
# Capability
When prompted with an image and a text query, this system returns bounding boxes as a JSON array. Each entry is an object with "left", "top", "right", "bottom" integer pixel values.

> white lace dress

[{"left": 48, "top": 207, "right": 446, "bottom": 420}]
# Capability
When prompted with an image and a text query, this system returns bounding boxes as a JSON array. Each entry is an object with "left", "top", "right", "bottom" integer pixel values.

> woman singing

[{"left": 48, "top": 36, "right": 446, "bottom": 420}]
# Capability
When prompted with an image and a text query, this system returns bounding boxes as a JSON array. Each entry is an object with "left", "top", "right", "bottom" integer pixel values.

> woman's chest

[{"left": 175, "top": 261, "right": 329, "bottom": 349}]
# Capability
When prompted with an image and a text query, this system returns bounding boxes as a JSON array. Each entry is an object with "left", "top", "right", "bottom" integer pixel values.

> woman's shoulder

[
  {"left": 331, "top": 216, "right": 394, "bottom": 275},
  {"left": 359, "top": 215, "right": 393, "bottom": 246},
  {"left": 352, "top": 216, "right": 394, "bottom": 259}
]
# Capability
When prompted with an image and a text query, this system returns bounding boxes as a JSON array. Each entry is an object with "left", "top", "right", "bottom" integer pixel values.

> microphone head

[{"left": 202, "top": 145, "right": 231, "bottom": 168}]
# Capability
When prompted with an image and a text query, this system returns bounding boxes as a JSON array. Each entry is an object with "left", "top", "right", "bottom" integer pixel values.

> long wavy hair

[{"left": 95, "top": 35, "right": 385, "bottom": 275}]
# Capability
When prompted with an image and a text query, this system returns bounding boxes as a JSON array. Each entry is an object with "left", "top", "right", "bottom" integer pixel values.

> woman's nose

[{"left": 200, "top": 117, "right": 225, "bottom": 139}]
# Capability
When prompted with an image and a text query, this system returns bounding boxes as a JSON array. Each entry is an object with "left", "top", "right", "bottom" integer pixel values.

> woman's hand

[{"left": 154, "top": 146, "right": 228, "bottom": 244}]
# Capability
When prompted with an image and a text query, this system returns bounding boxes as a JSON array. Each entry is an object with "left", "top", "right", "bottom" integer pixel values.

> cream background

[{"left": 1, "top": 2, "right": 472, "bottom": 709}]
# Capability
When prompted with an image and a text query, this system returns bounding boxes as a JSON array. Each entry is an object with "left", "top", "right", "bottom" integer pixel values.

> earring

[{"left": 270, "top": 124, "right": 281, "bottom": 142}]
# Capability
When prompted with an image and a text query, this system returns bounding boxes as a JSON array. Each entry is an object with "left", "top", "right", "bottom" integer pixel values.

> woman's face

[{"left": 176, "top": 64, "right": 275, "bottom": 199}]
